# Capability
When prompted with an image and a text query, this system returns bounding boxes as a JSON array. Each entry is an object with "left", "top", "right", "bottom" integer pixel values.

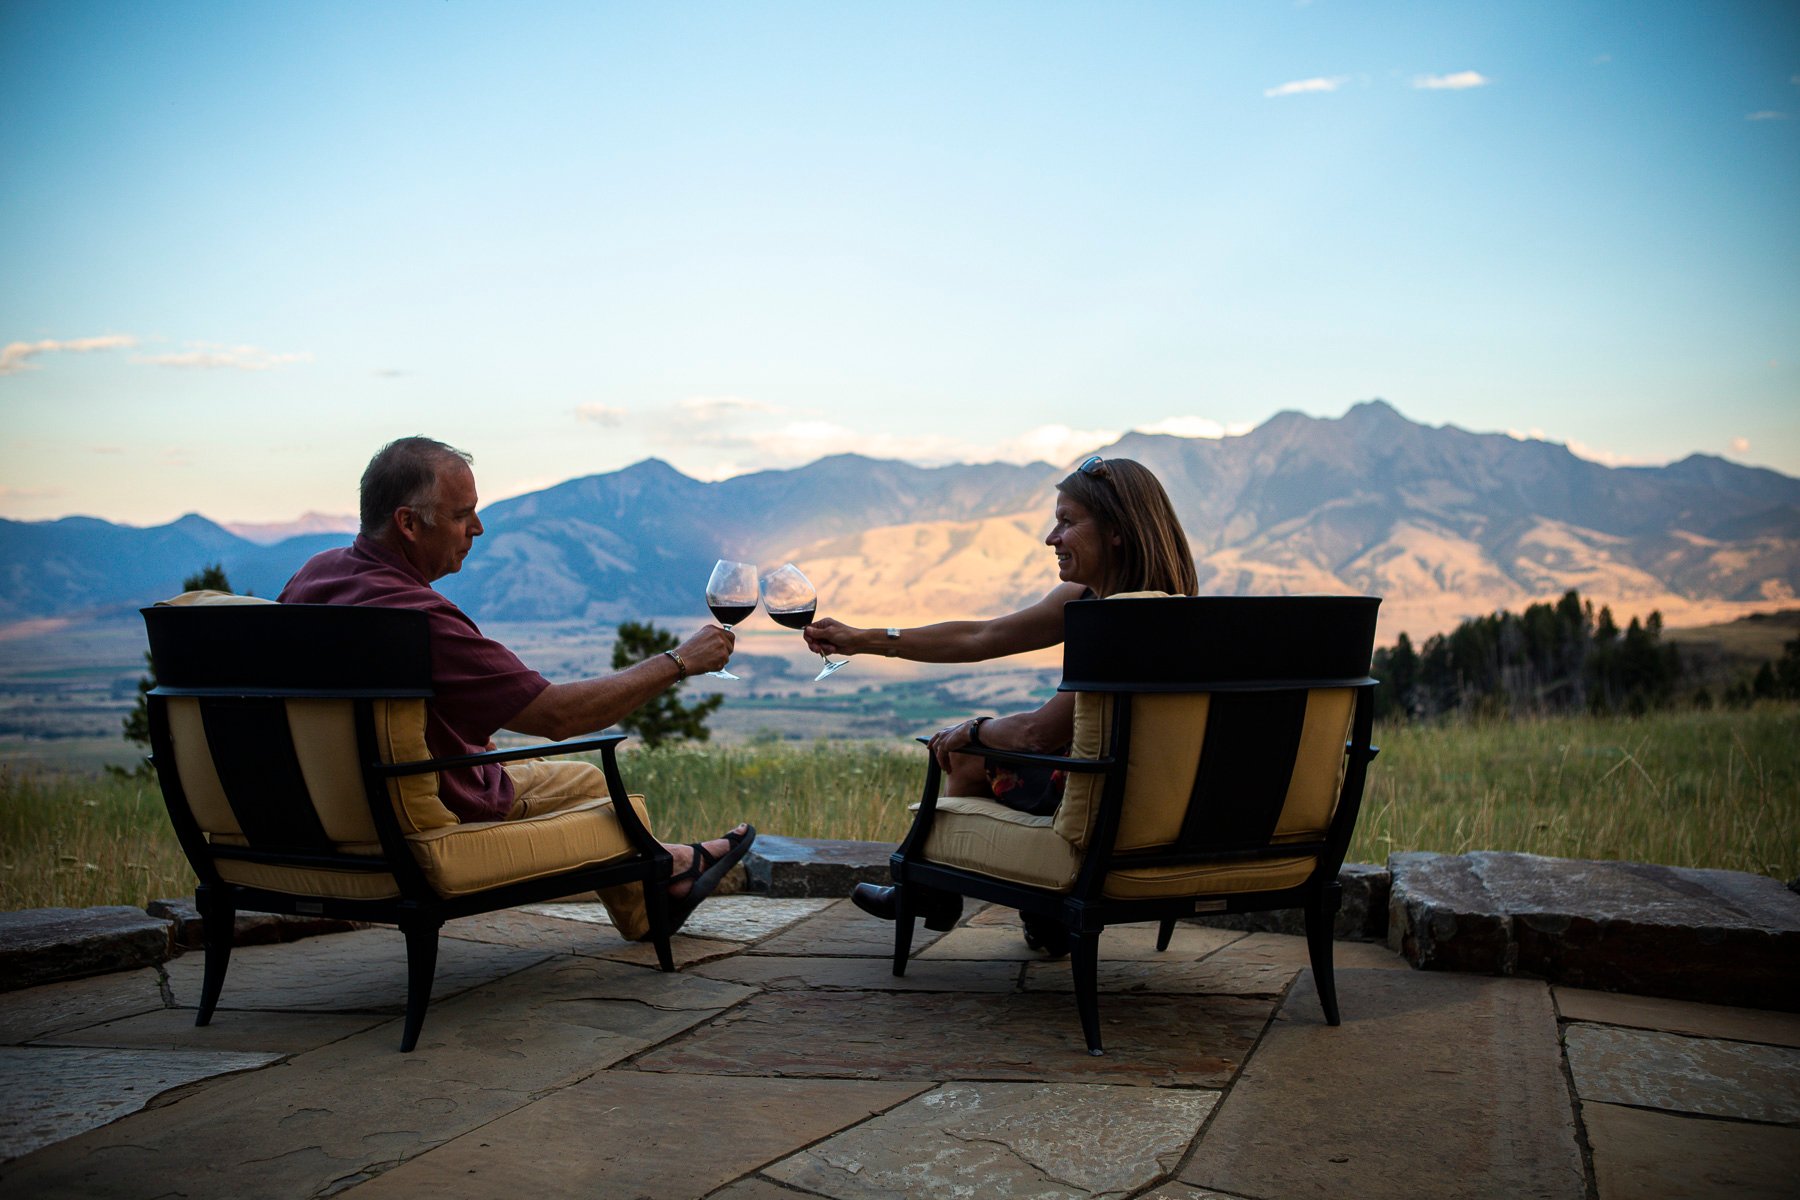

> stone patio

[{"left": 3, "top": 885, "right": 1797, "bottom": 1198}]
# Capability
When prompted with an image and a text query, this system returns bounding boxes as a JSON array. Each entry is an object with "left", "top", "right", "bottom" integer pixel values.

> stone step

[
  {"left": 1389, "top": 850, "right": 1800, "bottom": 1011},
  {"left": 145, "top": 898, "right": 367, "bottom": 949},
  {"left": 742, "top": 834, "right": 893, "bottom": 897},
  {"left": 0, "top": 907, "right": 174, "bottom": 992}
]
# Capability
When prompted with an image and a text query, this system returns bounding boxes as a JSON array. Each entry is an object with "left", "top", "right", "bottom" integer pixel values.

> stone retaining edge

[{"left": 6, "top": 843, "right": 1796, "bottom": 1011}]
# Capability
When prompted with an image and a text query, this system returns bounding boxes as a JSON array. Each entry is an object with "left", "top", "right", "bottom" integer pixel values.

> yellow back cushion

[
  {"left": 1053, "top": 687, "right": 1356, "bottom": 854},
  {"left": 154, "top": 587, "right": 459, "bottom": 843}
]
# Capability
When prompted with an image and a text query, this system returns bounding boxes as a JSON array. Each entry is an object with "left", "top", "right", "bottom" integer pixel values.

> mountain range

[{"left": 3, "top": 401, "right": 1795, "bottom": 642}]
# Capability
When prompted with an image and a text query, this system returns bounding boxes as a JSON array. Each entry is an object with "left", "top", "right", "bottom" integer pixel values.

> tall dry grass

[
  {"left": 0, "top": 768, "right": 195, "bottom": 910},
  {"left": 1349, "top": 705, "right": 1798, "bottom": 878},
  {"left": 2, "top": 704, "right": 1794, "bottom": 910}
]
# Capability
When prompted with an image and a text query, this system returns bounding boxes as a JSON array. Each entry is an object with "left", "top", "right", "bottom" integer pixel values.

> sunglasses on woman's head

[{"left": 1078, "top": 454, "right": 1110, "bottom": 479}]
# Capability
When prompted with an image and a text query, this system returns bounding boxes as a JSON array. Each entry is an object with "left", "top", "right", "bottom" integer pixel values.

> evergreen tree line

[{"left": 1370, "top": 589, "right": 1800, "bottom": 720}]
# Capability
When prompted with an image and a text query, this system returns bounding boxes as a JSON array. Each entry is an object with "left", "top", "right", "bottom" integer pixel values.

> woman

[{"left": 821, "top": 455, "right": 1198, "bottom": 937}]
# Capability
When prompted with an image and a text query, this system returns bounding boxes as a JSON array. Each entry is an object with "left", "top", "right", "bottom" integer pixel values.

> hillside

[{"left": 2, "top": 401, "right": 1795, "bottom": 643}]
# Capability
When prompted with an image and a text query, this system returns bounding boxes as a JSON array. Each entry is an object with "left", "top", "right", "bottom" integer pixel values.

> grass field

[{"left": 3, "top": 704, "right": 1795, "bottom": 911}]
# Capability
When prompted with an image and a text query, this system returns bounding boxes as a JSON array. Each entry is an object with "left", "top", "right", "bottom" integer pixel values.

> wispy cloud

[
  {"left": 1414, "top": 70, "right": 1490, "bottom": 91},
  {"left": 0, "top": 334, "right": 137, "bottom": 376},
  {"left": 1263, "top": 76, "right": 1349, "bottom": 98},
  {"left": 1729, "top": 436, "right": 1751, "bottom": 454},
  {"left": 1746, "top": 110, "right": 1792, "bottom": 121},
  {"left": 132, "top": 343, "right": 311, "bottom": 371},
  {"left": 1002, "top": 424, "right": 1119, "bottom": 467},
  {"left": 675, "top": 394, "right": 783, "bottom": 423},
  {"left": 575, "top": 403, "right": 629, "bottom": 427},
  {"left": 649, "top": 408, "right": 1118, "bottom": 479},
  {"left": 1565, "top": 439, "right": 1645, "bottom": 468},
  {"left": 1136, "top": 416, "right": 1255, "bottom": 440},
  {"left": 0, "top": 483, "right": 63, "bottom": 501},
  {"left": 1508, "top": 427, "right": 1647, "bottom": 468}
]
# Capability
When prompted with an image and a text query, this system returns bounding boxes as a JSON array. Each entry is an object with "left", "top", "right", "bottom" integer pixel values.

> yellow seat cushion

[
  {"left": 212, "top": 856, "right": 402, "bottom": 901},
  {"left": 1100, "top": 854, "right": 1318, "bottom": 900},
  {"left": 207, "top": 793, "right": 652, "bottom": 901},
  {"left": 404, "top": 794, "right": 651, "bottom": 898},
  {"left": 921, "top": 796, "right": 1082, "bottom": 891}
]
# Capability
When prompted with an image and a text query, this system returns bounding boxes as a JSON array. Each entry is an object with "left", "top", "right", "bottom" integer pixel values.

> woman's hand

[
  {"left": 928, "top": 717, "right": 986, "bottom": 772},
  {"left": 803, "top": 616, "right": 863, "bottom": 657}
]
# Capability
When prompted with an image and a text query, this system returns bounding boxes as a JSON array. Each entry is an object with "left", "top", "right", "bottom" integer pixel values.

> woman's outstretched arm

[{"left": 804, "top": 581, "right": 1085, "bottom": 664}]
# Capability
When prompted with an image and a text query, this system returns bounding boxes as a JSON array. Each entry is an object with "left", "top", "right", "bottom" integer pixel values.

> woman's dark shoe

[
  {"left": 850, "top": 883, "right": 963, "bottom": 931},
  {"left": 1021, "top": 913, "right": 1071, "bottom": 958}
]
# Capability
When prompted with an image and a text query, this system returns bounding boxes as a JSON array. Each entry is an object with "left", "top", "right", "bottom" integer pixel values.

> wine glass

[
  {"left": 760, "top": 562, "right": 845, "bottom": 680},
  {"left": 703, "top": 560, "right": 758, "bottom": 680}
]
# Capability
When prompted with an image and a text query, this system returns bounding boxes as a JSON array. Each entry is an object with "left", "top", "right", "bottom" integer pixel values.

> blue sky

[{"left": 3, "top": 0, "right": 1796, "bottom": 526}]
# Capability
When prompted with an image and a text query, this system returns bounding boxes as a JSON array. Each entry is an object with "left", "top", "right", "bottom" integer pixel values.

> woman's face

[{"left": 1045, "top": 492, "right": 1120, "bottom": 593}]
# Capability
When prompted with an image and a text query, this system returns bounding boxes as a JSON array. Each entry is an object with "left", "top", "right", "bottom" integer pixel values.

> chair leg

[
  {"left": 1305, "top": 885, "right": 1342, "bottom": 1026},
  {"left": 194, "top": 885, "right": 234, "bottom": 1028},
  {"left": 399, "top": 916, "right": 442, "bottom": 1052},
  {"left": 1155, "top": 917, "right": 1175, "bottom": 952},
  {"left": 1070, "top": 928, "right": 1103, "bottom": 1056},
  {"left": 891, "top": 890, "right": 916, "bottom": 977},
  {"left": 649, "top": 930, "right": 675, "bottom": 973},
  {"left": 643, "top": 875, "right": 676, "bottom": 973}
]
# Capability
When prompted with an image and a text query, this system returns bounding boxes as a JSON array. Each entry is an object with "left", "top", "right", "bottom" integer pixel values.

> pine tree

[
  {"left": 116, "top": 564, "right": 238, "bottom": 775},
  {"left": 1774, "top": 635, "right": 1800, "bottom": 700},
  {"left": 609, "top": 621, "right": 723, "bottom": 749}
]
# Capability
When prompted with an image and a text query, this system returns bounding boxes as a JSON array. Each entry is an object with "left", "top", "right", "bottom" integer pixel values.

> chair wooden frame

[
  {"left": 885, "top": 595, "right": 1381, "bottom": 1055},
  {"left": 143, "top": 602, "right": 676, "bottom": 1052}
]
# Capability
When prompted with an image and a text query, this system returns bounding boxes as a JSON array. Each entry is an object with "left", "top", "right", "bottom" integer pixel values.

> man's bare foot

[{"left": 665, "top": 824, "right": 752, "bottom": 900}]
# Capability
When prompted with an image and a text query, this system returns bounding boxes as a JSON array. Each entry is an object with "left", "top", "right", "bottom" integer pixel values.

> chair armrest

[
  {"left": 373, "top": 732, "right": 629, "bottom": 778},
  {"left": 911, "top": 735, "right": 1112, "bottom": 774}
]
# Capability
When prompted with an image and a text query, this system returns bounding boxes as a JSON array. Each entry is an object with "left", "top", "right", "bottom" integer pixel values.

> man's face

[{"left": 399, "top": 461, "right": 483, "bottom": 581}]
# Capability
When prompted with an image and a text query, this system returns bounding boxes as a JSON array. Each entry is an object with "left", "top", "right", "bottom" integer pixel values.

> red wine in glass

[
  {"left": 760, "top": 564, "right": 844, "bottom": 679},
  {"left": 768, "top": 605, "right": 816, "bottom": 630},
  {"left": 710, "top": 602, "right": 758, "bottom": 627},
  {"left": 703, "top": 560, "right": 758, "bottom": 680}
]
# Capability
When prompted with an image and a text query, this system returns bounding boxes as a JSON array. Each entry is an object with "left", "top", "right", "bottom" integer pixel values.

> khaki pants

[{"left": 504, "top": 758, "right": 655, "bottom": 941}]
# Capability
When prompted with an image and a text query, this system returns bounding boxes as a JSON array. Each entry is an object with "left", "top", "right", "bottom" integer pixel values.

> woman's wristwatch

[{"left": 885, "top": 627, "right": 900, "bottom": 657}]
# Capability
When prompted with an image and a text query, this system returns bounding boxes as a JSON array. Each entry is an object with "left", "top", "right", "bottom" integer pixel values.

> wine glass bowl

[
  {"left": 703, "top": 560, "right": 758, "bottom": 680},
  {"left": 760, "top": 563, "right": 844, "bottom": 680}
]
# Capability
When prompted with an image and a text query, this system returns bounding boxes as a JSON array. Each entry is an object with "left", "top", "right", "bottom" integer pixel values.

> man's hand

[
  {"left": 675, "top": 625, "right": 735, "bottom": 675},
  {"left": 803, "top": 616, "right": 862, "bottom": 657}
]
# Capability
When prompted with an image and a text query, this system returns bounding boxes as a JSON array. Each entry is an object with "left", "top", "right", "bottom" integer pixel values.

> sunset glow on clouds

[{"left": 0, "top": 334, "right": 137, "bottom": 375}]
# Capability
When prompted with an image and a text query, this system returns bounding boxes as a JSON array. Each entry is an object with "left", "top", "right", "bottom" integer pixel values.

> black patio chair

[
  {"left": 883, "top": 593, "right": 1381, "bottom": 1054},
  {"left": 142, "top": 593, "right": 676, "bottom": 1051}
]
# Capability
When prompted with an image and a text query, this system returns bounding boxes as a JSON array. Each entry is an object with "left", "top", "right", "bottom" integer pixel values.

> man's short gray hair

[{"left": 360, "top": 437, "right": 474, "bottom": 536}]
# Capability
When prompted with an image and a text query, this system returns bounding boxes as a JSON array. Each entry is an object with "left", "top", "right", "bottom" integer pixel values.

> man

[{"left": 280, "top": 436, "right": 750, "bottom": 939}]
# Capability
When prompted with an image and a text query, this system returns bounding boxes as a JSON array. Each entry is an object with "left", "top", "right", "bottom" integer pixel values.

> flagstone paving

[
  {"left": 2, "top": 893, "right": 1796, "bottom": 1198},
  {"left": 1178, "top": 969, "right": 1585, "bottom": 1199}
]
